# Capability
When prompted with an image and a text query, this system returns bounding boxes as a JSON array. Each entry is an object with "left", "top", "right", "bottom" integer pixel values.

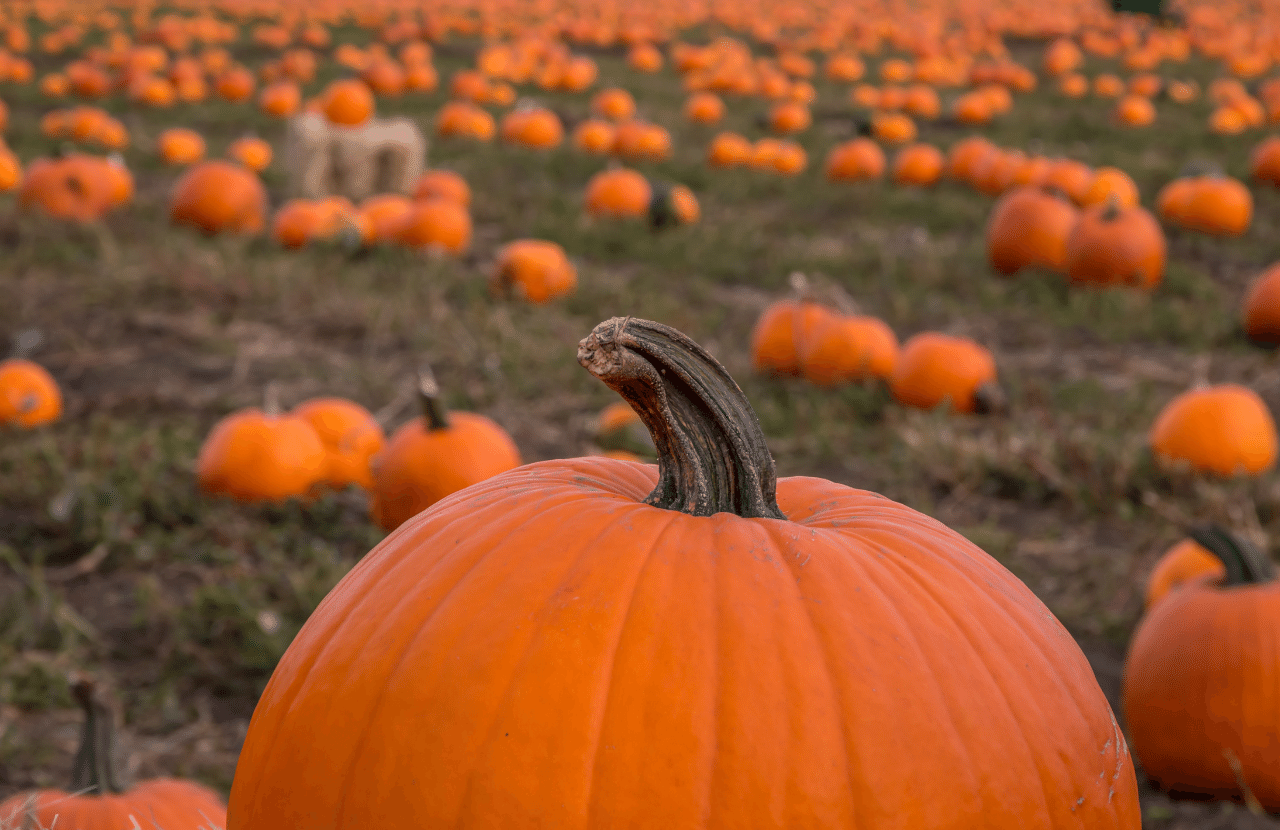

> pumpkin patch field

[{"left": 5, "top": 0, "right": 1280, "bottom": 827}]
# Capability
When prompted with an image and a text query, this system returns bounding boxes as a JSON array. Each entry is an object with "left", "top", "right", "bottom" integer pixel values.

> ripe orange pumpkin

[
  {"left": 1064, "top": 199, "right": 1166, "bottom": 290},
  {"left": 0, "top": 678, "right": 228, "bottom": 829},
  {"left": 358, "top": 193, "right": 415, "bottom": 244},
  {"left": 683, "top": 92, "right": 724, "bottom": 124},
  {"left": 291, "top": 397, "right": 386, "bottom": 490},
  {"left": 825, "top": 138, "right": 885, "bottom": 181},
  {"left": 1144, "top": 535, "right": 1226, "bottom": 610},
  {"left": 197, "top": 401, "right": 328, "bottom": 502},
  {"left": 1149, "top": 385, "right": 1277, "bottom": 476},
  {"left": 1081, "top": 167, "right": 1140, "bottom": 208},
  {"left": 367, "top": 372, "right": 521, "bottom": 531},
  {"left": 751, "top": 299, "right": 836, "bottom": 376},
  {"left": 707, "top": 131, "right": 752, "bottom": 168},
  {"left": 797, "top": 313, "right": 900, "bottom": 386},
  {"left": 890, "top": 143, "right": 943, "bottom": 187},
  {"left": 491, "top": 239, "right": 577, "bottom": 303},
  {"left": 1243, "top": 262, "right": 1280, "bottom": 346},
  {"left": 321, "top": 78, "right": 375, "bottom": 126},
  {"left": 227, "top": 316, "right": 1139, "bottom": 829},
  {"left": 985, "top": 186, "right": 1079, "bottom": 276},
  {"left": 1113, "top": 95, "right": 1155, "bottom": 127},
  {"left": 766, "top": 100, "right": 811, "bottom": 134},
  {"left": 157, "top": 127, "right": 205, "bottom": 165},
  {"left": 170, "top": 160, "right": 268, "bottom": 235},
  {"left": 1250, "top": 136, "right": 1280, "bottom": 186},
  {"left": 1124, "top": 526, "right": 1280, "bottom": 811},
  {"left": 591, "top": 87, "right": 636, "bottom": 121},
  {"left": 259, "top": 80, "right": 301, "bottom": 117},
  {"left": 585, "top": 167, "right": 652, "bottom": 219},
  {"left": 395, "top": 198, "right": 472, "bottom": 254},
  {"left": 412, "top": 169, "right": 470, "bottom": 206},
  {"left": 1163, "top": 174, "right": 1253, "bottom": 236},
  {"left": 0, "top": 358, "right": 62, "bottom": 427},
  {"left": 227, "top": 136, "right": 272, "bottom": 172},
  {"left": 890, "top": 332, "right": 1001, "bottom": 414},
  {"left": 573, "top": 119, "right": 616, "bottom": 154},
  {"left": 500, "top": 107, "right": 564, "bottom": 150},
  {"left": 435, "top": 101, "right": 495, "bottom": 141}
]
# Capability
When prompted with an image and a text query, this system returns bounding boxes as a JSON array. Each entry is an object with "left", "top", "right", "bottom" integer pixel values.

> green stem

[
  {"left": 69, "top": 678, "right": 126, "bottom": 795},
  {"left": 1188, "top": 525, "right": 1275, "bottom": 586},
  {"left": 577, "top": 317, "right": 785, "bottom": 519},
  {"left": 418, "top": 367, "right": 450, "bottom": 431}
]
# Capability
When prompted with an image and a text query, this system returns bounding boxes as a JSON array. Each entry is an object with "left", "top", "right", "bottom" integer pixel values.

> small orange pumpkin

[
  {"left": 751, "top": 300, "right": 836, "bottom": 377},
  {"left": 227, "top": 136, "right": 272, "bottom": 172},
  {"left": 157, "top": 127, "right": 205, "bottom": 165},
  {"left": 889, "top": 333, "right": 1001, "bottom": 414},
  {"left": 291, "top": 397, "right": 386, "bottom": 490},
  {"left": 322, "top": 78, "right": 375, "bottom": 126},
  {"left": 585, "top": 167, "right": 652, "bottom": 219},
  {"left": 683, "top": 92, "right": 724, "bottom": 125},
  {"left": 891, "top": 143, "right": 943, "bottom": 187},
  {"left": 825, "top": 138, "right": 885, "bottom": 182},
  {"left": 1143, "top": 535, "right": 1226, "bottom": 610},
  {"left": 0, "top": 358, "right": 62, "bottom": 427},
  {"left": 573, "top": 119, "right": 616, "bottom": 154},
  {"left": 1064, "top": 199, "right": 1166, "bottom": 290},
  {"left": 170, "top": 160, "right": 268, "bottom": 235},
  {"left": 491, "top": 239, "right": 577, "bottom": 303},
  {"left": 797, "top": 314, "right": 900, "bottom": 386},
  {"left": 368, "top": 371, "right": 522, "bottom": 531},
  {"left": 1149, "top": 385, "right": 1277, "bottom": 476},
  {"left": 1243, "top": 262, "right": 1280, "bottom": 347},
  {"left": 985, "top": 187, "right": 1079, "bottom": 276},
  {"left": 197, "top": 399, "right": 329, "bottom": 503},
  {"left": 394, "top": 198, "right": 472, "bottom": 254}
]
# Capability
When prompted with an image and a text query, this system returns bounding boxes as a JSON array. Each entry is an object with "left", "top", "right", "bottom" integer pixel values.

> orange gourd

[
  {"left": 1144, "top": 536, "right": 1226, "bottom": 610},
  {"left": 751, "top": 300, "right": 836, "bottom": 376},
  {"left": 368, "top": 372, "right": 521, "bottom": 531},
  {"left": 585, "top": 167, "right": 652, "bottom": 219},
  {"left": 890, "top": 332, "right": 1000, "bottom": 414},
  {"left": 227, "top": 136, "right": 272, "bottom": 172},
  {"left": 0, "top": 358, "right": 62, "bottom": 427},
  {"left": 985, "top": 187, "right": 1079, "bottom": 276},
  {"left": 891, "top": 143, "right": 944, "bottom": 187},
  {"left": 491, "top": 239, "right": 578, "bottom": 303},
  {"left": 1064, "top": 200, "right": 1166, "bottom": 290},
  {"left": 1149, "top": 385, "right": 1277, "bottom": 476},
  {"left": 825, "top": 138, "right": 885, "bottom": 182},
  {"left": 412, "top": 169, "right": 470, "bottom": 206},
  {"left": 1243, "top": 262, "right": 1280, "bottom": 346},
  {"left": 395, "top": 199, "right": 472, "bottom": 254},
  {"left": 322, "top": 78, "right": 375, "bottom": 126},
  {"left": 170, "top": 160, "right": 268, "bottom": 235},
  {"left": 227, "top": 317, "right": 1139, "bottom": 829},
  {"left": 291, "top": 397, "right": 386, "bottom": 490},
  {"left": 157, "top": 127, "right": 205, "bottom": 165},
  {"left": 797, "top": 314, "right": 900, "bottom": 386},
  {"left": 197, "top": 399, "right": 328, "bottom": 503}
]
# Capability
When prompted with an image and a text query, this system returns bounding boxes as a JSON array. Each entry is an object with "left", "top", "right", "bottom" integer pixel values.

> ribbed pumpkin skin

[
  {"left": 1123, "top": 581, "right": 1280, "bottom": 810},
  {"left": 0, "top": 779, "right": 226, "bottom": 830},
  {"left": 228, "top": 457, "right": 1139, "bottom": 829}
]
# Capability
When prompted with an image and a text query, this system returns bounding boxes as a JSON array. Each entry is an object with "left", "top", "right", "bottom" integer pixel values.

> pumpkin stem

[
  {"left": 417, "top": 366, "right": 450, "bottom": 431},
  {"left": 1101, "top": 193, "right": 1122, "bottom": 222},
  {"left": 1188, "top": 524, "right": 1275, "bottom": 586},
  {"left": 577, "top": 317, "right": 786, "bottom": 519},
  {"left": 69, "top": 678, "right": 127, "bottom": 795}
]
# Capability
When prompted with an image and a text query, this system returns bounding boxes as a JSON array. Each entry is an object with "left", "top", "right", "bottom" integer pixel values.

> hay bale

[
  {"left": 286, "top": 114, "right": 427, "bottom": 201},
  {"left": 283, "top": 112, "right": 337, "bottom": 199}
]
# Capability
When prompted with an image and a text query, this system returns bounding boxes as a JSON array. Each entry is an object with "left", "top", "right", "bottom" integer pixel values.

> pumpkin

[
  {"left": 435, "top": 102, "right": 495, "bottom": 141},
  {"left": 1167, "top": 79, "right": 1199, "bottom": 103},
  {"left": 491, "top": 239, "right": 577, "bottom": 303},
  {"left": 1169, "top": 175, "right": 1253, "bottom": 236},
  {"left": 683, "top": 92, "right": 724, "bottom": 124},
  {"left": 1041, "top": 158, "right": 1095, "bottom": 205},
  {"left": 751, "top": 299, "right": 836, "bottom": 376},
  {"left": 797, "top": 313, "right": 900, "bottom": 386},
  {"left": 649, "top": 183, "right": 699, "bottom": 229},
  {"left": 592, "top": 399, "right": 655, "bottom": 457},
  {"left": 825, "top": 138, "right": 885, "bottom": 182},
  {"left": 227, "top": 136, "right": 272, "bottom": 172},
  {"left": 362, "top": 59, "right": 406, "bottom": 96},
  {"left": 707, "top": 131, "right": 752, "bottom": 168},
  {"left": 1144, "top": 535, "right": 1226, "bottom": 610},
  {"left": 259, "top": 80, "right": 301, "bottom": 117},
  {"left": 0, "top": 144, "right": 19, "bottom": 192},
  {"left": 889, "top": 332, "right": 1001, "bottom": 414},
  {"left": 1093, "top": 73, "right": 1125, "bottom": 97},
  {"left": 1113, "top": 95, "right": 1155, "bottom": 127},
  {"left": 573, "top": 119, "right": 616, "bottom": 154},
  {"left": 197, "top": 396, "right": 328, "bottom": 502},
  {"left": 1243, "top": 262, "right": 1280, "bottom": 346},
  {"left": 1081, "top": 166, "right": 1140, "bottom": 208},
  {"left": 216, "top": 65, "right": 255, "bottom": 102},
  {"left": 870, "top": 111, "right": 916, "bottom": 145},
  {"left": 903, "top": 85, "right": 941, "bottom": 120},
  {"left": 952, "top": 91, "right": 994, "bottom": 125},
  {"left": 768, "top": 141, "right": 807, "bottom": 175},
  {"left": 367, "top": 370, "right": 521, "bottom": 531},
  {"left": 322, "top": 78, "right": 375, "bottom": 126},
  {"left": 358, "top": 194, "right": 415, "bottom": 244},
  {"left": 394, "top": 198, "right": 472, "bottom": 254},
  {"left": 1064, "top": 199, "right": 1166, "bottom": 289},
  {"left": 19, "top": 155, "right": 114, "bottom": 223},
  {"left": 766, "top": 100, "right": 810, "bottom": 134},
  {"left": 0, "top": 358, "right": 62, "bottom": 427},
  {"left": 157, "top": 127, "right": 205, "bottom": 165},
  {"left": 945, "top": 136, "right": 998, "bottom": 183},
  {"left": 226, "top": 316, "right": 1139, "bottom": 829},
  {"left": 0, "top": 678, "right": 227, "bottom": 830},
  {"left": 985, "top": 186, "right": 1079, "bottom": 276},
  {"left": 412, "top": 169, "right": 470, "bottom": 206},
  {"left": 627, "top": 43, "right": 663, "bottom": 72},
  {"left": 1058, "top": 73, "right": 1088, "bottom": 98},
  {"left": 1250, "top": 136, "right": 1280, "bottom": 186},
  {"left": 585, "top": 167, "right": 652, "bottom": 219},
  {"left": 889, "top": 143, "right": 943, "bottom": 188},
  {"left": 591, "top": 87, "right": 636, "bottom": 121},
  {"left": 501, "top": 107, "right": 564, "bottom": 150},
  {"left": 1123, "top": 526, "right": 1280, "bottom": 811},
  {"left": 1149, "top": 385, "right": 1277, "bottom": 477},
  {"left": 291, "top": 397, "right": 386, "bottom": 490},
  {"left": 170, "top": 160, "right": 268, "bottom": 235},
  {"left": 612, "top": 120, "right": 672, "bottom": 162}
]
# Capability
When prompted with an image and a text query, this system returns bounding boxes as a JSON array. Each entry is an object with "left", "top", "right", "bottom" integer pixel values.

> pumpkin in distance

[{"left": 227, "top": 317, "right": 1140, "bottom": 829}]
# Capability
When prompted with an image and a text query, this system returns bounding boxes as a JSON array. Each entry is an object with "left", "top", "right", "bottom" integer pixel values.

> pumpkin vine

[{"left": 577, "top": 316, "right": 785, "bottom": 519}]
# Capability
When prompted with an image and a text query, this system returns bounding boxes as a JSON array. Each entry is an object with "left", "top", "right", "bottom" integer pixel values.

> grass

[{"left": 0, "top": 15, "right": 1278, "bottom": 827}]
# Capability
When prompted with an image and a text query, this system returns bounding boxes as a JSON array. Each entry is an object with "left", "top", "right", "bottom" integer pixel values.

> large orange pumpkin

[
  {"left": 0, "top": 678, "right": 228, "bottom": 829},
  {"left": 985, "top": 186, "right": 1079, "bottom": 276},
  {"left": 1064, "top": 200, "right": 1166, "bottom": 290},
  {"left": 1124, "top": 526, "right": 1280, "bottom": 811},
  {"left": 226, "top": 317, "right": 1139, "bottom": 829}
]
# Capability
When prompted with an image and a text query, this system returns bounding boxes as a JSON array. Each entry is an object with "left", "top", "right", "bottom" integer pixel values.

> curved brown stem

[
  {"left": 69, "top": 678, "right": 126, "bottom": 795},
  {"left": 1189, "top": 525, "right": 1275, "bottom": 586},
  {"left": 577, "top": 317, "right": 785, "bottom": 519},
  {"left": 417, "top": 366, "right": 450, "bottom": 431}
]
